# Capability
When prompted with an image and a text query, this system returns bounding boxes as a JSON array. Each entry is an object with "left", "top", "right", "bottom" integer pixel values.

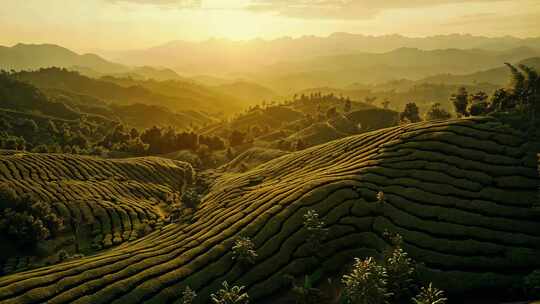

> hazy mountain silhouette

[
  {"left": 418, "top": 57, "right": 540, "bottom": 86},
  {"left": 0, "top": 43, "right": 125, "bottom": 72},
  {"left": 97, "top": 33, "right": 540, "bottom": 75},
  {"left": 247, "top": 47, "right": 540, "bottom": 93},
  {"left": 11, "top": 68, "right": 247, "bottom": 115},
  {"left": 0, "top": 43, "right": 184, "bottom": 81}
]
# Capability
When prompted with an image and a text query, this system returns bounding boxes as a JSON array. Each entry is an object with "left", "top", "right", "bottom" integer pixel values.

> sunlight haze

[{"left": 1, "top": 0, "right": 539, "bottom": 51}]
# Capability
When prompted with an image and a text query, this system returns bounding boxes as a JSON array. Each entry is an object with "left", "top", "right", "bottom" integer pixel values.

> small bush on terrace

[
  {"left": 181, "top": 286, "right": 197, "bottom": 304},
  {"left": 342, "top": 257, "right": 391, "bottom": 304},
  {"left": 303, "top": 209, "right": 328, "bottom": 254},
  {"left": 232, "top": 236, "right": 258, "bottom": 266},
  {"left": 182, "top": 188, "right": 202, "bottom": 209},
  {"left": 210, "top": 281, "right": 249, "bottom": 304}
]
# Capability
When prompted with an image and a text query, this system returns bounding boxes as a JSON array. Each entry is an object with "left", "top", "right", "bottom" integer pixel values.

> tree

[
  {"left": 468, "top": 91, "right": 489, "bottom": 116},
  {"left": 504, "top": 63, "right": 540, "bottom": 121},
  {"left": 344, "top": 99, "right": 352, "bottom": 113},
  {"left": 129, "top": 128, "right": 140, "bottom": 140},
  {"left": 229, "top": 130, "right": 246, "bottom": 147},
  {"left": 490, "top": 88, "right": 512, "bottom": 112},
  {"left": 425, "top": 103, "right": 451, "bottom": 121},
  {"left": 21, "top": 118, "right": 38, "bottom": 134},
  {"left": 399, "top": 103, "right": 421, "bottom": 124},
  {"left": 0, "top": 186, "right": 64, "bottom": 244},
  {"left": 326, "top": 107, "right": 338, "bottom": 119},
  {"left": 141, "top": 126, "right": 163, "bottom": 154},
  {"left": 47, "top": 120, "right": 58, "bottom": 134},
  {"left": 450, "top": 87, "right": 469, "bottom": 117},
  {"left": 381, "top": 99, "right": 391, "bottom": 110}
]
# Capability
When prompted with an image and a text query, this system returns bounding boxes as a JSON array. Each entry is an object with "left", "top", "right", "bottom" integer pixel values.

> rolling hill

[
  {"left": 11, "top": 68, "right": 246, "bottom": 115},
  {"left": 0, "top": 152, "right": 194, "bottom": 273},
  {"left": 0, "top": 117, "right": 537, "bottom": 303}
]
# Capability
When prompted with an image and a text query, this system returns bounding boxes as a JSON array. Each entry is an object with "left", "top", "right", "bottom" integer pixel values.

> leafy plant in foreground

[
  {"left": 210, "top": 281, "right": 249, "bottom": 304},
  {"left": 412, "top": 283, "right": 447, "bottom": 304},
  {"left": 291, "top": 274, "right": 322, "bottom": 304},
  {"left": 382, "top": 232, "right": 416, "bottom": 301},
  {"left": 341, "top": 257, "right": 391, "bottom": 304}
]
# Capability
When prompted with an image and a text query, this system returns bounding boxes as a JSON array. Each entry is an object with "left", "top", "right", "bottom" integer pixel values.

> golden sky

[{"left": 1, "top": 0, "right": 539, "bottom": 52}]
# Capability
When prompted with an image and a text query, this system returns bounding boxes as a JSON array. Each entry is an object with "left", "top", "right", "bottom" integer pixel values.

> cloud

[
  {"left": 104, "top": 0, "right": 202, "bottom": 9},
  {"left": 247, "top": 0, "right": 503, "bottom": 19}
]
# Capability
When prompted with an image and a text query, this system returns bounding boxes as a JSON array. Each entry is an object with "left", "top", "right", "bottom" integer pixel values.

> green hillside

[
  {"left": 0, "top": 117, "right": 536, "bottom": 303},
  {"left": 0, "top": 153, "right": 194, "bottom": 273}
]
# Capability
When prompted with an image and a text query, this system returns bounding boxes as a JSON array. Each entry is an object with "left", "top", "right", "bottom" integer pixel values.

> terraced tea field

[
  {"left": 0, "top": 117, "right": 538, "bottom": 304},
  {"left": 0, "top": 152, "right": 194, "bottom": 270}
]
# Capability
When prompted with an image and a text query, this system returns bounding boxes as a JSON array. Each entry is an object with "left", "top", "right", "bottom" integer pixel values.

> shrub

[
  {"left": 291, "top": 275, "right": 322, "bottom": 304},
  {"left": 182, "top": 188, "right": 202, "bottom": 209},
  {"left": 425, "top": 103, "right": 452, "bottom": 121},
  {"left": 32, "top": 144, "right": 49, "bottom": 153},
  {"left": 412, "top": 283, "right": 447, "bottom": 304},
  {"left": 524, "top": 270, "right": 540, "bottom": 299},
  {"left": 399, "top": 103, "right": 421, "bottom": 124},
  {"left": 341, "top": 257, "right": 391, "bottom": 304},
  {"left": 0, "top": 186, "right": 63, "bottom": 244},
  {"left": 232, "top": 236, "right": 258, "bottom": 266},
  {"left": 303, "top": 209, "right": 328, "bottom": 253},
  {"left": 382, "top": 232, "right": 416, "bottom": 300},
  {"left": 384, "top": 246, "right": 415, "bottom": 300},
  {"left": 210, "top": 281, "right": 249, "bottom": 304},
  {"left": 57, "top": 250, "right": 70, "bottom": 262},
  {"left": 450, "top": 87, "right": 469, "bottom": 118},
  {"left": 376, "top": 191, "right": 386, "bottom": 204},
  {"left": 181, "top": 286, "right": 197, "bottom": 304}
]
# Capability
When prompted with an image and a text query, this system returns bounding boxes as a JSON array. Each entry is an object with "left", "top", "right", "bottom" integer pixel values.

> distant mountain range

[
  {"left": 418, "top": 57, "right": 540, "bottom": 86},
  {"left": 96, "top": 33, "right": 540, "bottom": 76},
  {"left": 0, "top": 43, "right": 183, "bottom": 81},
  {"left": 248, "top": 47, "right": 540, "bottom": 93},
  {"left": 2, "top": 37, "right": 540, "bottom": 96}
]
